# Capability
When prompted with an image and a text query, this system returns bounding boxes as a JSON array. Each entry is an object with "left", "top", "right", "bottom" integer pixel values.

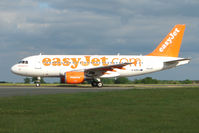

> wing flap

[{"left": 84, "top": 63, "right": 131, "bottom": 72}]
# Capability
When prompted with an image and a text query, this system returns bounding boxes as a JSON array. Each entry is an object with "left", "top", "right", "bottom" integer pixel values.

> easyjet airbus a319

[{"left": 11, "top": 24, "right": 190, "bottom": 87}]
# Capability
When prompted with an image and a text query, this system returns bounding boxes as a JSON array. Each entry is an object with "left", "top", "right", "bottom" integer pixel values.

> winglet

[{"left": 148, "top": 24, "right": 186, "bottom": 57}]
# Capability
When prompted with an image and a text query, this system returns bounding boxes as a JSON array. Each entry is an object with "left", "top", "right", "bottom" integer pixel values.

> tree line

[
  {"left": 24, "top": 77, "right": 46, "bottom": 84},
  {"left": 101, "top": 77, "right": 194, "bottom": 84}
]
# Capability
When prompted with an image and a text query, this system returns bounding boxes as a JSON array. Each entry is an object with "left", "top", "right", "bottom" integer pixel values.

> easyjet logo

[
  {"left": 42, "top": 56, "right": 142, "bottom": 69},
  {"left": 159, "top": 28, "right": 180, "bottom": 52},
  {"left": 70, "top": 77, "right": 81, "bottom": 79}
]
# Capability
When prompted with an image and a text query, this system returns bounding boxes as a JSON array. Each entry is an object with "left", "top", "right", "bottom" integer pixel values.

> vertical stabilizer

[{"left": 148, "top": 24, "right": 186, "bottom": 57}]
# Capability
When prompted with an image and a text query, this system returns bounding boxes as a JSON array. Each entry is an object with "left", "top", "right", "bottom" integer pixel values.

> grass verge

[{"left": 0, "top": 87, "right": 199, "bottom": 133}]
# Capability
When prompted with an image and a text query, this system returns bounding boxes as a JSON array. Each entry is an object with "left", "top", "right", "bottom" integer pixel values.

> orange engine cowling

[{"left": 61, "top": 72, "right": 85, "bottom": 84}]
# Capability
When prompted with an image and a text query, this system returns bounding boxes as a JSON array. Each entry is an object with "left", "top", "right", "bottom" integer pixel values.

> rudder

[{"left": 148, "top": 24, "right": 186, "bottom": 57}]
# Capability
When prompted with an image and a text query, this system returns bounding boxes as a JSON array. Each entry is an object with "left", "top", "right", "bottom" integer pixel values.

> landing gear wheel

[
  {"left": 97, "top": 82, "right": 103, "bottom": 88},
  {"left": 36, "top": 83, "right": 40, "bottom": 87},
  {"left": 91, "top": 82, "right": 97, "bottom": 87},
  {"left": 91, "top": 82, "right": 103, "bottom": 88},
  {"left": 91, "top": 78, "right": 103, "bottom": 88},
  {"left": 91, "top": 82, "right": 94, "bottom": 87},
  {"left": 35, "top": 77, "right": 41, "bottom": 87}
]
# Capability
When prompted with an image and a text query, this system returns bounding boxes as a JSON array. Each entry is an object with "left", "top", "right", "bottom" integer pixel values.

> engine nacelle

[{"left": 60, "top": 72, "right": 85, "bottom": 84}]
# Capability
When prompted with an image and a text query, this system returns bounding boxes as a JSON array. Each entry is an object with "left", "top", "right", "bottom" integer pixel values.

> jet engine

[{"left": 60, "top": 71, "right": 85, "bottom": 84}]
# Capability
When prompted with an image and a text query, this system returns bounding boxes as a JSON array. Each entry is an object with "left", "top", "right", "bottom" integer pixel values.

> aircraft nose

[{"left": 11, "top": 65, "right": 18, "bottom": 74}]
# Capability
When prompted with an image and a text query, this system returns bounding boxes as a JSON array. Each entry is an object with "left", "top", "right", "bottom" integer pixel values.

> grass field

[{"left": 0, "top": 87, "right": 199, "bottom": 133}]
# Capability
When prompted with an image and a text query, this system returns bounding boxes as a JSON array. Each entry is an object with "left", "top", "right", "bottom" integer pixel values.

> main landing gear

[
  {"left": 35, "top": 77, "right": 41, "bottom": 87},
  {"left": 91, "top": 82, "right": 103, "bottom": 87},
  {"left": 91, "top": 78, "right": 103, "bottom": 88}
]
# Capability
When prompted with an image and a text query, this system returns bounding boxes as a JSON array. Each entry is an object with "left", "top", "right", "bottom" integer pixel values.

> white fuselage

[{"left": 11, "top": 55, "right": 187, "bottom": 78}]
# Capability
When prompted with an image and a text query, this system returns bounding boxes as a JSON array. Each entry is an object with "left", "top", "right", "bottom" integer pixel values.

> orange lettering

[
  {"left": 112, "top": 58, "right": 118, "bottom": 64},
  {"left": 120, "top": 58, "right": 128, "bottom": 64},
  {"left": 42, "top": 58, "right": 51, "bottom": 66},
  {"left": 52, "top": 58, "right": 61, "bottom": 66},
  {"left": 71, "top": 58, "right": 81, "bottom": 69},
  {"left": 62, "top": 58, "right": 71, "bottom": 66},
  {"left": 81, "top": 56, "right": 90, "bottom": 66},
  {"left": 101, "top": 57, "right": 108, "bottom": 66},
  {"left": 136, "top": 58, "right": 142, "bottom": 66},
  {"left": 129, "top": 58, "right": 142, "bottom": 67},
  {"left": 92, "top": 58, "right": 100, "bottom": 66}
]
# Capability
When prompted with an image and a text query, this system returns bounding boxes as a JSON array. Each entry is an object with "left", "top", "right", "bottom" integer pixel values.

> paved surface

[
  {"left": 1, "top": 84, "right": 198, "bottom": 97},
  {"left": 0, "top": 87, "right": 132, "bottom": 97}
]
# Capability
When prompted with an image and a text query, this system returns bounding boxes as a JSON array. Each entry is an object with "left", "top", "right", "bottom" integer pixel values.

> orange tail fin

[{"left": 148, "top": 24, "right": 186, "bottom": 57}]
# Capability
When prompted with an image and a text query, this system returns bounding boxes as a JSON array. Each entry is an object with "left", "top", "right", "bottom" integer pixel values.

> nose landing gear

[{"left": 35, "top": 77, "right": 41, "bottom": 87}]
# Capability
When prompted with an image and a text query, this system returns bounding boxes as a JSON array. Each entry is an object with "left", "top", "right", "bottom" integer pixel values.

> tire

[
  {"left": 91, "top": 82, "right": 95, "bottom": 87},
  {"left": 36, "top": 83, "right": 40, "bottom": 87},
  {"left": 97, "top": 82, "right": 103, "bottom": 88},
  {"left": 91, "top": 82, "right": 97, "bottom": 87}
]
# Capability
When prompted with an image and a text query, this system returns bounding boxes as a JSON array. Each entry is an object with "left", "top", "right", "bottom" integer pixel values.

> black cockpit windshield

[{"left": 18, "top": 61, "right": 28, "bottom": 64}]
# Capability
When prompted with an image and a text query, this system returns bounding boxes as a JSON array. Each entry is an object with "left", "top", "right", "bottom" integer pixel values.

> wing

[
  {"left": 85, "top": 63, "right": 131, "bottom": 71},
  {"left": 83, "top": 63, "right": 131, "bottom": 78}
]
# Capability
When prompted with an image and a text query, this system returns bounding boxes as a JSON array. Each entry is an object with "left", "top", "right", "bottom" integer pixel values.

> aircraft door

[{"left": 35, "top": 56, "right": 41, "bottom": 69}]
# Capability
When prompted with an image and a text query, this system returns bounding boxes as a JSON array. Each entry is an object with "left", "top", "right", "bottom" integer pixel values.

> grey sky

[{"left": 0, "top": 0, "right": 198, "bottom": 82}]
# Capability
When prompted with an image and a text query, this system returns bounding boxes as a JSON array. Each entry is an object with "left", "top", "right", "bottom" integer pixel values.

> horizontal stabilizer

[{"left": 163, "top": 58, "right": 190, "bottom": 69}]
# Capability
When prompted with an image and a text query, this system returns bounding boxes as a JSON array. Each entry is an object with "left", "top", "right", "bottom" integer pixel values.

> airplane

[{"left": 11, "top": 24, "right": 190, "bottom": 87}]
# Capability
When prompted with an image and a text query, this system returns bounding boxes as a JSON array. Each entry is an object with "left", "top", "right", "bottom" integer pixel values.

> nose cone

[{"left": 11, "top": 65, "right": 18, "bottom": 74}]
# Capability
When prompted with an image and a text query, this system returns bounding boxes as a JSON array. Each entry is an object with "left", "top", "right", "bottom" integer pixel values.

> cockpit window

[{"left": 18, "top": 60, "right": 28, "bottom": 64}]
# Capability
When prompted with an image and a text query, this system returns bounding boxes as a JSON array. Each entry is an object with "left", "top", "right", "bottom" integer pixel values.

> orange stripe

[{"left": 104, "top": 73, "right": 110, "bottom": 75}]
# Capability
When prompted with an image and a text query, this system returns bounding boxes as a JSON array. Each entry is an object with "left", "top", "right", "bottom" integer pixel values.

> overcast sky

[{"left": 0, "top": 0, "right": 199, "bottom": 82}]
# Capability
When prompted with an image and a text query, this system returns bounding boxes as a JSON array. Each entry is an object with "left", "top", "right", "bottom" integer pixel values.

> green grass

[{"left": 0, "top": 88, "right": 199, "bottom": 133}]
